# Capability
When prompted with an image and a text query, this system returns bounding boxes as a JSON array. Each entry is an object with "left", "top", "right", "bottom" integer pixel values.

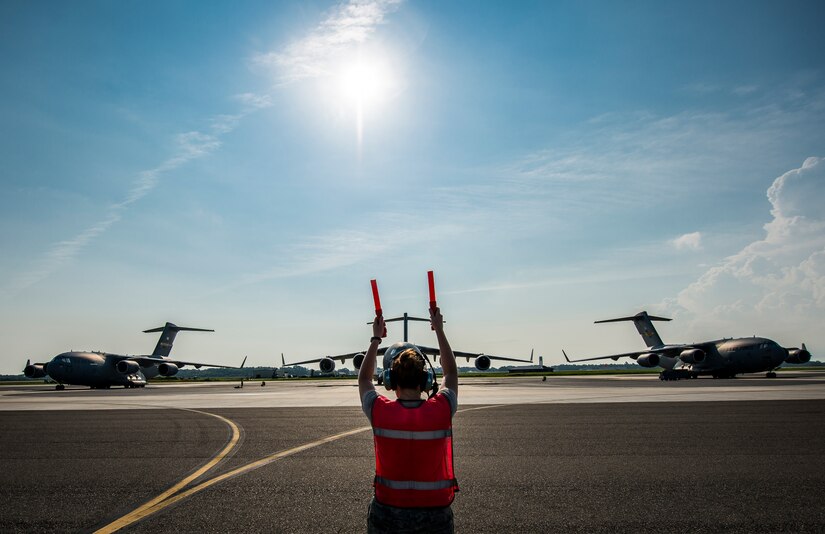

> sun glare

[
  {"left": 331, "top": 52, "right": 399, "bottom": 150},
  {"left": 338, "top": 57, "right": 393, "bottom": 109}
]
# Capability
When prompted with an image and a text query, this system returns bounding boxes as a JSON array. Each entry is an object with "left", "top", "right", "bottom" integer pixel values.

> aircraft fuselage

[
  {"left": 654, "top": 337, "right": 789, "bottom": 377},
  {"left": 44, "top": 352, "right": 151, "bottom": 388},
  {"left": 700, "top": 337, "right": 787, "bottom": 376}
]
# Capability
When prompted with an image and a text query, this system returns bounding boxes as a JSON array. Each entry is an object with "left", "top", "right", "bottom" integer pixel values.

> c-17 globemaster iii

[
  {"left": 23, "top": 322, "right": 245, "bottom": 389},
  {"left": 562, "top": 311, "right": 812, "bottom": 380},
  {"left": 285, "top": 312, "right": 533, "bottom": 374}
]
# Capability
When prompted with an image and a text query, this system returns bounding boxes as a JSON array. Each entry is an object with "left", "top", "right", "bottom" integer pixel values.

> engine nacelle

[
  {"left": 116, "top": 360, "right": 141, "bottom": 375},
  {"left": 636, "top": 353, "right": 661, "bottom": 368},
  {"left": 157, "top": 363, "right": 179, "bottom": 377},
  {"left": 679, "top": 348, "right": 706, "bottom": 364},
  {"left": 352, "top": 353, "right": 365, "bottom": 370},
  {"left": 475, "top": 355, "right": 491, "bottom": 371},
  {"left": 319, "top": 357, "right": 336, "bottom": 373},
  {"left": 786, "top": 348, "right": 811, "bottom": 364},
  {"left": 24, "top": 363, "right": 47, "bottom": 379}
]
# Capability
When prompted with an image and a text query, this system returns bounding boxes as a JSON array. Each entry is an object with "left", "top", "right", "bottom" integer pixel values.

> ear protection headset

[{"left": 382, "top": 342, "right": 437, "bottom": 395}]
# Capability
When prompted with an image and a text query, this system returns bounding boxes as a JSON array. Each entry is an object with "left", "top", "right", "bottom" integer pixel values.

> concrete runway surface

[{"left": 1, "top": 373, "right": 824, "bottom": 532}]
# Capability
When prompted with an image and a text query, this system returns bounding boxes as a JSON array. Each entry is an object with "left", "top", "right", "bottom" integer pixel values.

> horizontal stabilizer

[
  {"left": 595, "top": 312, "right": 671, "bottom": 324},
  {"left": 594, "top": 311, "right": 670, "bottom": 348},
  {"left": 385, "top": 315, "right": 430, "bottom": 323},
  {"left": 143, "top": 323, "right": 214, "bottom": 333}
]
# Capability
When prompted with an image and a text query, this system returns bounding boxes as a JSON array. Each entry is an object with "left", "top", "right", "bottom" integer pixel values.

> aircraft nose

[{"left": 47, "top": 357, "right": 64, "bottom": 380}]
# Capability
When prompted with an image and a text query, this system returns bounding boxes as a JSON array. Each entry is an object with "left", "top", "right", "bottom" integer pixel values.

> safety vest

[{"left": 371, "top": 393, "right": 458, "bottom": 508}]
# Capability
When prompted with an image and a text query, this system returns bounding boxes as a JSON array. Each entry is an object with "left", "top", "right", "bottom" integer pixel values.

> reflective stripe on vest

[
  {"left": 375, "top": 476, "right": 456, "bottom": 491},
  {"left": 373, "top": 428, "right": 452, "bottom": 440}
]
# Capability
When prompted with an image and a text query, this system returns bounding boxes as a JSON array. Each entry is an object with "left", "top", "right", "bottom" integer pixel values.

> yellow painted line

[
  {"left": 96, "top": 402, "right": 508, "bottom": 532},
  {"left": 105, "top": 425, "right": 373, "bottom": 529},
  {"left": 94, "top": 409, "right": 241, "bottom": 534}
]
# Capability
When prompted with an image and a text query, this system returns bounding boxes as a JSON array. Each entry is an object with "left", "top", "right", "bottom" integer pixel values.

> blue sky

[{"left": 1, "top": 0, "right": 824, "bottom": 373}]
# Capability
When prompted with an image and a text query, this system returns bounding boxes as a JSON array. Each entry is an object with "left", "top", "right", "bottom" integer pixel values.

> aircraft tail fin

[
  {"left": 595, "top": 311, "right": 670, "bottom": 348},
  {"left": 143, "top": 322, "right": 214, "bottom": 357}
]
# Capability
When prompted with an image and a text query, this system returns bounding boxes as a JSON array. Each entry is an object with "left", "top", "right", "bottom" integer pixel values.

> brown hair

[{"left": 391, "top": 348, "right": 425, "bottom": 390}]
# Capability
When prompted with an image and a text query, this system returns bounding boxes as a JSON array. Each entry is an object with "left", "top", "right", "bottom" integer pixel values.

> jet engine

[
  {"left": 474, "top": 355, "right": 491, "bottom": 371},
  {"left": 636, "top": 353, "right": 661, "bottom": 368},
  {"left": 157, "top": 363, "right": 179, "bottom": 377},
  {"left": 24, "top": 363, "right": 47, "bottom": 379},
  {"left": 116, "top": 360, "right": 141, "bottom": 375},
  {"left": 319, "top": 357, "right": 336, "bottom": 373},
  {"left": 679, "top": 348, "right": 706, "bottom": 364},
  {"left": 786, "top": 347, "right": 811, "bottom": 364},
  {"left": 352, "top": 353, "right": 365, "bottom": 370}
]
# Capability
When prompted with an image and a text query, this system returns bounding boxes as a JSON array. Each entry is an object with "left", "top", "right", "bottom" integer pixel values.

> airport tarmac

[{"left": 1, "top": 373, "right": 824, "bottom": 532}]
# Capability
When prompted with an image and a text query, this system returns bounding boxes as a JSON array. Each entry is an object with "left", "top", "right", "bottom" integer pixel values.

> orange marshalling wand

[{"left": 370, "top": 279, "right": 387, "bottom": 337}]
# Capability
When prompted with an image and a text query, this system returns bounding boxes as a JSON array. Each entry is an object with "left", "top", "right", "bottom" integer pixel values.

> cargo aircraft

[
  {"left": 562, "top": 311, "right": 812, "bottom": 380},
  {"left": 23, "top": 322, "right": 245, "bottom": 389},
  {"left": 285, "top": 312, "right": 533, "bottom": 374}
]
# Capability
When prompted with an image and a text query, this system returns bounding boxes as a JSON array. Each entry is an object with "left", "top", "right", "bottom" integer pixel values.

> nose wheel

[{"left": 55, "top": 384, "right": 65, "bottom": 391}]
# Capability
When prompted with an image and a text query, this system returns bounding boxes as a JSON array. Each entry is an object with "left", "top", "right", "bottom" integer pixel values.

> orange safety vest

[{"left": 371, "top": 393, "right": 458, "bottom": 508}]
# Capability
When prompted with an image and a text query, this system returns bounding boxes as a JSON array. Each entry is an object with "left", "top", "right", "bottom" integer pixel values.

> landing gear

[
  {"left": 712, "top": 372, "right": 737, "bottom": 379},
  {"left": 766, "top": 371, "right": 777, "bottom": 378},
  {"left": 55, "top": 384, "right": 65, "bottom": 391},
  {"left": 659, "top": 369, "right": 696, "bottom": 381}
]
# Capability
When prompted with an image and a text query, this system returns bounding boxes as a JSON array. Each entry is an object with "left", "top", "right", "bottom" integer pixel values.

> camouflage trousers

[{"left": 367, "top": 497, "right": 454, "bottom": 534}]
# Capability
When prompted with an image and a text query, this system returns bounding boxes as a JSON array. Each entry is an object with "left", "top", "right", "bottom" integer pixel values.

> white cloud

[
  {"left": 671, "top": 232, "right": 703, "bottom": 251},
  {"left": 253, "top": 0, "right": 403, "bottom": 84},
  {"left": 4, "top": 1, "right": 408, "bottom": 298},
  {"left": 667, "top": 157, "right": 825, "bottom": 336},
  {"left": 234, "top": 92, "right": 273, "bottom": 110},
  {"left": 4, "top": 120, "right": 234, "bottom": 297}
]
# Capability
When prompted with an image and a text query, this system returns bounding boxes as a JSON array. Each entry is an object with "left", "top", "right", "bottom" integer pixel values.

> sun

[
  {"left": 337, "top": 55, "right": 394, "bottom": 110},
  {"left": 325, "top": 49, "right": 401, "bottom": 149}
]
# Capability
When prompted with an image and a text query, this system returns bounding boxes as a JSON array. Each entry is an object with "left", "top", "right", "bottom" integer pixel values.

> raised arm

[
  {"left": 431, "top": 307, "right": 457, "bottom": 393},
  {"left": 358, "top": 315, "right": 385, "bottom": 399}
]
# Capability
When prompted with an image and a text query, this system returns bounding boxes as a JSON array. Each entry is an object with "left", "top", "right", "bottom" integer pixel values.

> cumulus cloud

[
  {"left": 671, "top": 232, "right": 703, "bottom": 251},
  {"left": 253, "top": 0, "right": 403, "bottom": 84},
  {"left": 667, "top": 158, "right": 825, "bottom": 334}
]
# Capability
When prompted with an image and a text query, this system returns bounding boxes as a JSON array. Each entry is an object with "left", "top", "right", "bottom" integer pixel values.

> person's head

[
  {"left": 382, "top": 342, "right": 431, "bottom": 394},
  {"left": 391, "top": 348, "right": 426, "bottom": 391}
]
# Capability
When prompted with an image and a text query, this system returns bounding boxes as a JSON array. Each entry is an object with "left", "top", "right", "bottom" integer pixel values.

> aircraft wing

[
  {"left": 413, "top": 345, "right": 533, "bottom": 364},
  {"left": 285, "top": 349, "right": 386, "bottom": 367},
  {"left": 561, "top": 344, "right": 701, "bottom": 363},
  {"left": 131, "top": 355, "right": 247, "bottom": 369},
  {"left": 562, "top": 349, "right": 651, "bottom": 363},
  {"left": 454, "top": 349, "right": 533, "bottom": 363}
]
